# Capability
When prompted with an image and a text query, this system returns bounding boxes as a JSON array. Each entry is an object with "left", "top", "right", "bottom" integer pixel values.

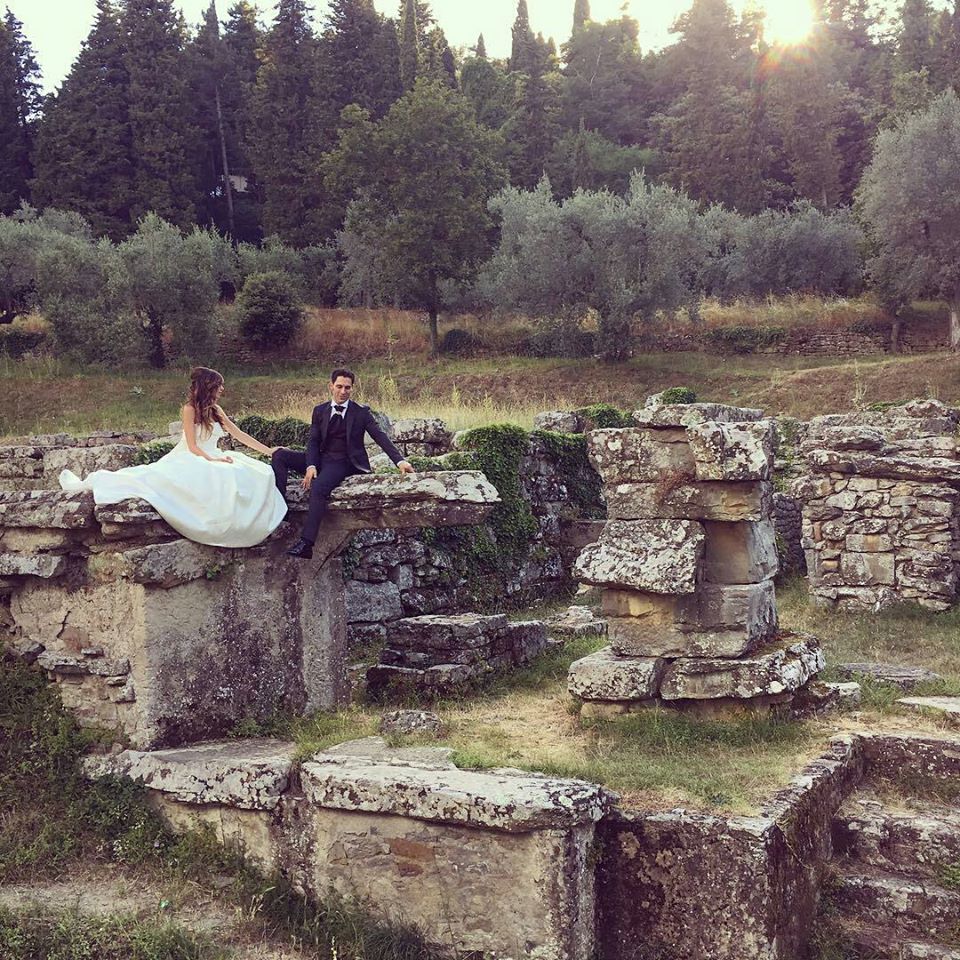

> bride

[{"left": 60, "top": 367, "right": 288, "bottom": 548}]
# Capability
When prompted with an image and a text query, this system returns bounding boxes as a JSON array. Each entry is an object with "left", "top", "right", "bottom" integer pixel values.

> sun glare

[{"left": 762, "top": 0, "right": 816, "bottom": 46}]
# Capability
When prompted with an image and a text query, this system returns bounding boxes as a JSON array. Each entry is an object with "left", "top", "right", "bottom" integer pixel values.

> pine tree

[
  {"left": 399, "top": 0, "right": 418, "bottom": 90},
  {"left": 249, "top": 0, "right": 326, "bottom": 243},
  {"left": 510, "top": 0, "right": 536, "bottom": 74},
  {"left": 31, "top": 0, "right": 133, "bottom": 237},
  {"left": 504, "top": 68, "right": 561, "bottom": 187},
  {"left": 0, "top": 10, "right": 40, "bottom": 214},
  {"left": 123, "top": 0, "right": 201, "bottom": 228},
  {"left": 475, "top": 33, "right": 487, "bottom": 58},
  {"left": 573, "top": 0, "right": 590, "bottom": 33}
]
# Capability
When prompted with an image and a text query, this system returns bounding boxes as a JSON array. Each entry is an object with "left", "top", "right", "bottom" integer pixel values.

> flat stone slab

[
  {"left": 0, "top": 490, "right": 95, "bottom": 529},
  {"left": 0, "top": 471, "right": 499, "bottom": 534},
  {"left": 660, "top": 634, "right": 824, "bottom": 701},
  {"left": 835, "top": 662, "right": 943, "bottom": 690},
  {"left": 82, "top": 738, "right": 298, "bottom": 810},
  {"left": 586, "top": 428, "right": 695, "bottom": 484},
  {"left": 567, "top": 647, "right": 666, "bottom": 701},
  {"left": 632, "top": 403, "right": 765, "bottom": 428},
  {"left": 574, "top": 519, "right": 704, "bottom": 594},
  {"left": 897, "top": 696, "right": 960, "bottom": 725},
  {"left": 605, "top": 481, "right": 773, "bottom": 522},
  {"left": 0, "top": 552, "right": 67, "bottom": 578},
  {"left": 301, "top": 741, "right": 613, "bottom": 832},
  {"left": 547, "top": 605, "right": 608, "bottom": 639}
]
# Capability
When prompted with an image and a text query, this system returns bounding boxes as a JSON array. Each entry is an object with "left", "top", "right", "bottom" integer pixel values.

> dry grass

[{"left": 698, "top": 294, "right": 886, "bottom": 331}]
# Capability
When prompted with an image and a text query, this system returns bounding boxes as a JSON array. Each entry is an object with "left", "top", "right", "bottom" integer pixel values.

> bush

[
  {"left": 0, "top": 324, "right": 48, "bottom": 358},
  {"left": 439, "top": 327, "right": 477, "bottom": 355},
  {"left": 658, "top": 386, "right": 698, "bottom": 404},
  {"left": 236, "top": 271, "right": 303, "bottom": 348}
]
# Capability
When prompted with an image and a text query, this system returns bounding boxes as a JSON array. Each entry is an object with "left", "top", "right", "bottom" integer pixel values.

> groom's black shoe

[{"left": 286, "top": 537, "right": 314, "bottom": 559}]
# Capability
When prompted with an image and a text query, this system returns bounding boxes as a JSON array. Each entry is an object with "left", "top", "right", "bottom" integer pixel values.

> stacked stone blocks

[
  {"left": 568, "top": 402, "right": 822, "bottom": 715},
  {"left": 367, "top": 613, "right": 548, "bottom": 697}
]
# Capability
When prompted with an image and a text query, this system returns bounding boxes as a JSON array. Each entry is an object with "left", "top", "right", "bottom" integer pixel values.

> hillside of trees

[{"left": 2, "top": 0, "right": 960, "bottom": 365}]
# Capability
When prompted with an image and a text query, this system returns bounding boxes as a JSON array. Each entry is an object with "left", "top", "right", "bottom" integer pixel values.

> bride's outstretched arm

[
  {"left": 216, "top": 406, "right": 277, "bottom": 458},
  {"left": 182, "top": 404, "right": 233, "bottom": 463}
]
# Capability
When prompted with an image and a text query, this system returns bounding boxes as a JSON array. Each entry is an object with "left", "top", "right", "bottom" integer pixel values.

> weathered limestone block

[
  {"left": 379, "top": 709, "right": 445, "bottom": 737},
  {"left": 43, "top": 444, "right": 139, "bottom": 481},
  {"left": 834, "top": 662, "right": 943, "bottom": 689},
  {"left": 387, "top": 612, "right": 509, "bottom": 651},
  {"left": 806, "top": 449, "right": 960, "bottom": 483},
  {"left": 0, "top": 490, "right": 95, "bottom": 528},
  {"left": 686, "top": 420, "right": 775, "bottom": 482},
  {"left": 586, "top": 428, "right": 695, "bottom": 484},
  {"left": 534, "top": 410, "right": 586, "bottom": 433},
  {"left": 87, "top": 539, "right": 237, "bottom": 588},
  {"left": 302, "top": 740, "right": 611, "bottom": 832},
  {"left": 0, "top": 446, "right": 43, "bottom": 478},
  {"left": 573, "top": 519, "right": 704, "bottom": 594},
  {"left": 839, "top": 551, "right": 895, "bottom": 586},
  {"left": 677, "top": 579, "right": 778, "bottom": 638},
  {"left": 896, "top": 696, "right": 960, "bottom": 725},
  {"left": 567, "top": 647, "right": 666, "bottom": 701},
  {"left": 0, "top": 552, "right": 67, "bottom": 579},
  {"left": 547, "top": 605, "right": 608, "bottom": 640},
  {"left": 345, "top": 580, "right": 403, "bottom": 623},
  {"left": 632, "top": 403, "right": 765, "bottom": 429},
  {"left": 294, "top": 741, "right": 610, "bottom": 960},
  {"left": 391, "top": 418, "right": 453, "bottom": 447},
  {"left": 659, "top": 634, "right": 824, "bottom": 701},
  {"left": 605, "top": 481, "right": 772, "bottom": 522},
  {"left": 703, "top": 521, "right": 778, "bottom": 584},
  {"left": 328, "top": 471, "right": 499, "bottom": 529},
  {"left": 83, "top": 738, "right": 297, "bottom": 810}
]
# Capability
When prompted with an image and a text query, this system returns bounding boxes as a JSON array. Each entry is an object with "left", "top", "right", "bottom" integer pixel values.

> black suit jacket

[{"left": 306, "top": 401, "right": 406, "bottom": 473}]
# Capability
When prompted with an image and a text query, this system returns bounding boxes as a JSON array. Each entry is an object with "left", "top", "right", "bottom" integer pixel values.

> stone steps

[
  {"left": 829, "top": 868, "right": 960, "bottom": 944},
  {"left": 833, "top": 798, "right": 960, "bottom": 881}
]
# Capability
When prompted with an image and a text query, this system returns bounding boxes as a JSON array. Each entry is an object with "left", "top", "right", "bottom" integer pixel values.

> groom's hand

[
  {"left": 302, "top": 466, "right": 317, "bottom": 490},
  {"left": 398, "top": 460, "right": 415, "bottom": 475}
]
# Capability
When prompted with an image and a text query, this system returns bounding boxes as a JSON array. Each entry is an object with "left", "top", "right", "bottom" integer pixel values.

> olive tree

[
  {"left": 858, "top": 90, "right": 960, "bottom": 350},
  {"left": 478, "top": 174, "right": 715, "bottom": 360}
]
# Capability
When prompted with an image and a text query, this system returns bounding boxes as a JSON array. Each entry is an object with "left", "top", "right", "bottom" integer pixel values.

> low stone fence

[
  {"left": 80, "top": 726, "right": 960, "bottom": 960},
  {"left": 794, "top": 400, "right": 960, "bottom": 611}
]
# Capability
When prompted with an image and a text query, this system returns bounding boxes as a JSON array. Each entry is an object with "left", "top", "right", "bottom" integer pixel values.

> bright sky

[{"left": 9, "top": 0, "right": 741, "bottom": 94}]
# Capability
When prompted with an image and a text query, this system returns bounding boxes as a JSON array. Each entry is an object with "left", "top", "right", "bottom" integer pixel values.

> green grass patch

[{"left": 0, "top": 909, "right": 228, "bottom": 960}]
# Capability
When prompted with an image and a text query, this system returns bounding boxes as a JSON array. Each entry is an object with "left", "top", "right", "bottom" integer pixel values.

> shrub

[
  {"left": 574, "top": 402, "right": 636, "bottom": 428},
  {"left": 134, "top": 440, "right": 176, "bottom": 465},
  {"left": 236, "top": 271, "right": 303, "bottom": 348},
  {"left": 439, "top": 327, "right": 477, "bottom": 355},
  {"left": 659, "top": 386, "right": 698, "bottom": 404},
  {"left": 0, "top": 324, "right": 48, "bottom": 358},
  {"left": 705, "top": 325, "right": 786, "bottom": 354}
]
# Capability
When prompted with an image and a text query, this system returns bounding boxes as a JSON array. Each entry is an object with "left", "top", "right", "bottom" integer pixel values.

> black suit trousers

[{"left": 271, "top": 448, "right": 357, "bottom": 544}]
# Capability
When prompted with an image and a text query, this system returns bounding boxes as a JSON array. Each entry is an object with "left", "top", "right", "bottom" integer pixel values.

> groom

[{"left": 273, "top": 367, "right": 414, "bottom": 559}]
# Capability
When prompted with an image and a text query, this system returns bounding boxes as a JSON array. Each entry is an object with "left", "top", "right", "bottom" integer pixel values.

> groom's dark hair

[{"left": 330, "top": 367, "right": 355, "bottom": 383}]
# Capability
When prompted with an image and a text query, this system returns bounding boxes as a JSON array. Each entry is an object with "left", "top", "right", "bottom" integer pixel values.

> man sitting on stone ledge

[{"left": 273, "top": 368, "right": 415, "bottom": 559}]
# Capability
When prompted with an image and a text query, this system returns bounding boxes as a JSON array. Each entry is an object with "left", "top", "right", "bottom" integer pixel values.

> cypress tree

[
  {"left": 399, "top": 0, "right": 418, "bottom": 90},
  {"left": 510, "top": 0, "right": 535, "bottom": 74},
  {"left": 475, "top": 33, "right": 487, "bottom": 58},
  {"left": 123, "top": 0, "right": 201, "bottom": 228},
  {"left": 898, "top": 0, "right": 936, "bottom": 73},
  {"left": 0, "top": 10, "right": 40, "bottom": 214},
  {"left": 249, "top": 0, "right": 326, "bottom": 243},
  {"left": 31, "top": 0, "right": 133, "bottom": 237},
  {"left": 573, "top": 0, "right": 590, "bottom": 33}
]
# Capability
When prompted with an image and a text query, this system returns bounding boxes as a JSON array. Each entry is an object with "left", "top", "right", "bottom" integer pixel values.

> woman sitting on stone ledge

[{"left": 59, "top": 367, "right": 288, "bottom": 548}]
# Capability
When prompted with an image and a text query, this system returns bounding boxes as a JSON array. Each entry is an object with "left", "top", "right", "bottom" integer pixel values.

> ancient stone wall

[{"left": 795, "top": 400, "right": 960, "bottom": 611}]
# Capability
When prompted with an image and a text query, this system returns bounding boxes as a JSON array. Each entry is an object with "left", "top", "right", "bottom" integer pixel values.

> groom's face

[{"left": 330, "top": 376, "right": 354, "bottom": 404}]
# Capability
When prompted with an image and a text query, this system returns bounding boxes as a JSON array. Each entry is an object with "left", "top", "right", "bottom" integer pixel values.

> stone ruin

[
  {"left": 367, "top": 612, "right": 549, "bottom": 698},
  {"left": 0, "top": 471, "right": 498, "bottom": 748},
  {"left": 794, "top": 399, "right": 960, "bottom": 611},
  {"left": 567, "top": 401, "right": 823, "bottom": 717},
  {"left": 0, "top": 430, "right": 156, "bottom": 492}
]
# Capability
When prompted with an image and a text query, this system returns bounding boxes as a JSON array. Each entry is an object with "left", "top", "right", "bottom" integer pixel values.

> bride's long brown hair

[{"left": 188, "top": 367, "right": 225, "bottom": 434}]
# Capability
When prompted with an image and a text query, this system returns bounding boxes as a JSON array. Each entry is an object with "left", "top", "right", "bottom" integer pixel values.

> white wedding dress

[{"left": 59, "top": 422, "right": 288, "bottom": 548}]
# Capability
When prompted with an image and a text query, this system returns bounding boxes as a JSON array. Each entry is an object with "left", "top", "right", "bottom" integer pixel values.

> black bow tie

[{"left": 333, "top": 404, "right": 345, "bottom": 414}]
